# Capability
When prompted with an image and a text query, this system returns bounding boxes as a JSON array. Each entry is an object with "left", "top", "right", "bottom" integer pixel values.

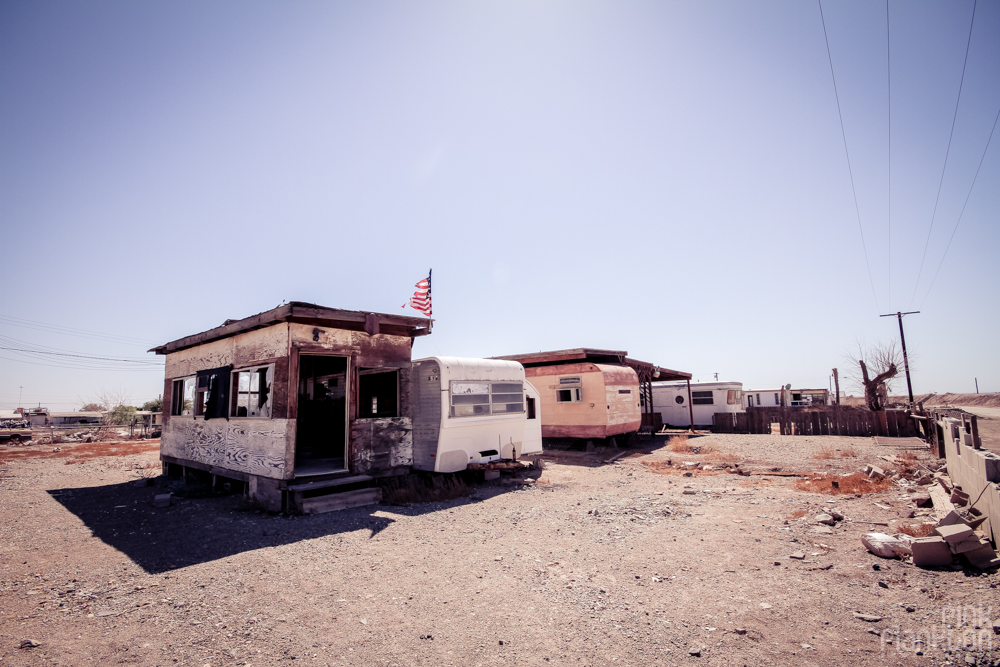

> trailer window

[
  {"left": 692, "top": 391, "right": 714, "bottom": 405},
  {"left": 359, "top": 370, "right": 399, "bottom": 418},
  {"left": 171, "top": 377, "right": 195, "bottom": 416},
  {"left": 450, "top": 381, "right": 524, "bottom": 417},
  {"left": 490, "top": 382, "right": 524, "bottom": 414},
  {"left": 230, "top": 365, "right": 274, "bottom": 418},
  {"left": 556, "top": 387, "right": 582, "bottom": 403},
  {"left": 727, "top": 390, "right": 742, "bottom": 405},
  {"left": 451, "top": 382, "right": 490, "bottom": 417}
]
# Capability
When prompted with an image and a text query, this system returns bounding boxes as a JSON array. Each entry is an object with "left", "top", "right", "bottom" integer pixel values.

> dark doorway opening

[{"left": 296, "top": 355, "right": 348, "bottom": 476}]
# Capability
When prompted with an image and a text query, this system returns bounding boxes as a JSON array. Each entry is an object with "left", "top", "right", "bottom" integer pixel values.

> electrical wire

[
  {"left": 0, "top": 347, "right": 163, "bottom": 365},
  {"left": 818, "top": 0, "right": 881, "bottom": 313},
  {"left": 0, "top": 315, "right": 159, "bottom": 347},
  {"left": 919, "top": 103, "right": 1000, "bottom": 308},
  {"left": 909, "top": 0, "right": 977, "bottom": 308}
]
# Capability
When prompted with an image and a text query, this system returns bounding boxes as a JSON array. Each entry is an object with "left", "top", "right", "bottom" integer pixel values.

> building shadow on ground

[{"left": 46, "top": 475, "right": 523, "bottom": 575}]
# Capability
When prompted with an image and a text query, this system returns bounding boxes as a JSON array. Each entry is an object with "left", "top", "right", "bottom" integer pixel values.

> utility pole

[
  {"left": 18, "top": 386, "right": 23, "bottom": 408},
  {"left": 880, "top": 311, "right": 918, "bottom": 405},
  {"left": 975, "top": 378, "right": 979, "bottom": 394},
  {"left": 832, "top": 369, "right": 840, "bottom": 406}
]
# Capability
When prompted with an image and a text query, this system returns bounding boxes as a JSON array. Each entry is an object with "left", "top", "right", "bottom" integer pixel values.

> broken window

[
  {"left": 195, "top": 366, "right": 232, "bottom": 420},
  {"left": 230, "top": 365, "right": 274, "bottom": 418},
  {"left": 170, "top": 377, "right": 195, "bottom": 416},
  {"left": 692, "top": 391, "right": 714, "bottom": 405},
  {"left": 555, "top": 376, "right": 582, "bottom": 403},
  {"left": 359, "top": 370, "right": 398, "bottom": 418}
]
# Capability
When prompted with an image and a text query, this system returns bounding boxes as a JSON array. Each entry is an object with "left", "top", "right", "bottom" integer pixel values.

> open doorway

[{"left": 296, "top": 354, "right": 348, "bottom": 477}]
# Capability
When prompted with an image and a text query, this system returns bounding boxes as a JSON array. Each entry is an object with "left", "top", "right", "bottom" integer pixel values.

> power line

[
  {"left": 909, "top": 0, "right": 977, "bottom": 308},
  {"left": 0, "top": 355, "right": 164, "bottom": 372},
  {"left": 919, "top": 103, "right": 1000, "bottom": 308},
  {"left": 0, "top": 315, "right": 159, "bottom": 346},
  {"left": 0, "top": 347, "right": 163, "bottom": 364},
  {"left": 817, "top": 0, "right": 881, "bottom": 313}
]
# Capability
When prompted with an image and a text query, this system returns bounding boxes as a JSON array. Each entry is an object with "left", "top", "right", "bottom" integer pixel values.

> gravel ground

[{"left": 1, "top": 434, "right": 998, "bottom": 667}]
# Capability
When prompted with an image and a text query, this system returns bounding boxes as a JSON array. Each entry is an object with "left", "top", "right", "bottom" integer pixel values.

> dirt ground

[{"left": 1, "top": 434, "right": 998, "bottom": 667}]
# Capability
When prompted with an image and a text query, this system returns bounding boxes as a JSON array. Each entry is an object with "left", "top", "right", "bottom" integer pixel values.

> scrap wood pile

[{"left": 862, "top": 462, "right": 999, "bottom": 571}]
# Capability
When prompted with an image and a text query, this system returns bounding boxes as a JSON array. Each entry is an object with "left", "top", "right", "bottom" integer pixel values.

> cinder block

[
  {"left": 249, "top": 475, "right": 282, "bottom": 513},
  {"left": 934, "top": 523, "right": 974, "bottom": 545},
  {"left": 911, "top": 536, "right": 954, "bottom": 568},
  {"left": 963, "top": 540, "right": 1000, "bottom": 570}
]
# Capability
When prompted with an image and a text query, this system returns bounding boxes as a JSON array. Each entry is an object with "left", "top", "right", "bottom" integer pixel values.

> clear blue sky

[{"left": 1, "top": 0, "right": 998, "bottom": 411}]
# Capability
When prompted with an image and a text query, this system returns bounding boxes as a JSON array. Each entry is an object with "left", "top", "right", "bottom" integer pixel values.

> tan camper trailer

[{"left": 493, "top": 348, "right": 691, "bottom": 444}]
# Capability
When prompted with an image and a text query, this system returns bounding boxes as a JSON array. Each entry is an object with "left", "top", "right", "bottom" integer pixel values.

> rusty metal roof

[{"left": 492, "top": 348, "right": 690, "bottom": 381}]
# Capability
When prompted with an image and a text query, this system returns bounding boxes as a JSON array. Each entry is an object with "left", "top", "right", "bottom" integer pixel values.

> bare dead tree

[{"left": 843, "top": 340, "right": 902, "bottom": 411}]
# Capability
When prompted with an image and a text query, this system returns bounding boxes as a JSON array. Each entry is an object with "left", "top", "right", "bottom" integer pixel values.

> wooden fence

[{"left": 712, "top": 406, "right": 921, "bottom": 438}]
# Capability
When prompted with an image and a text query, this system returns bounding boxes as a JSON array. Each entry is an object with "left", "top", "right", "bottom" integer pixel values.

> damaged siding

[
  {"left": 161, "top": 418, "right": 288, "bottom": 478},
  {"left": 162, "top": 324, "right": 293, "bottom": 480},
  {"left": 288, "top": 323, "right": 414, "bottom": 477}
]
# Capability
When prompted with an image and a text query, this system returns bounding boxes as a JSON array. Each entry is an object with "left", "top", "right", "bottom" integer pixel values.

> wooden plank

[
  {"left": 928, "top": 481, "right": 955, "bottom": 521},
  {"left": 287, "top": 474, "right": 373, "bottom": 493},
  {"left": 301, "top": 487, "right": 382, "bottom": 514}
]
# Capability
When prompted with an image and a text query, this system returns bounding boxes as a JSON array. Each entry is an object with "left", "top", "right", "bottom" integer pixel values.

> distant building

[{"left": 653, "top": 381, "right": 743, "bottom": 429}]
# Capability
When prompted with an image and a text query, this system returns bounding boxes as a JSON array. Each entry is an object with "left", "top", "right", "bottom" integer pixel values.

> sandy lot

[{"left": 1, "top": 434, "right": 998, "bottom": 667}]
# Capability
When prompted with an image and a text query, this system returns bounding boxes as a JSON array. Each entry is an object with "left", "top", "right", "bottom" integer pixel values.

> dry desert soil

[{"left": 1, "top": 431, "right": 998, "bottom": 667}]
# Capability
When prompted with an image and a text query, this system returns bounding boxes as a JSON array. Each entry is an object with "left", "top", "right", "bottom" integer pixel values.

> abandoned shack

[
  {"left": 151, "top": 302, "right": 431, "bottom": 511},
  {"left": 492, "top": 348, "right": 692, "bottom": 443}
]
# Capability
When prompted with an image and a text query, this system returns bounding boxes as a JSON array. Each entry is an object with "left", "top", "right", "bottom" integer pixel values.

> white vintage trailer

[
  {"left": 652, "top": 381, "right": 743, "bottom": 429},
  {"left": 411, "top": 356, "right": 542, "bottom": 473}
]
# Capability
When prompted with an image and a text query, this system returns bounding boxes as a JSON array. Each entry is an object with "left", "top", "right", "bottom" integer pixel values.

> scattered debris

[
  {"left": 853, "top": 613, "right": 882, "bottom": 622},
  {"left": 861, "top": 532, "right": 912, "bottom": 559}
]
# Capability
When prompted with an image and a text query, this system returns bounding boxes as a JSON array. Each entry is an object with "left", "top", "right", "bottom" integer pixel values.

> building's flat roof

[
  {"left": 50, "top": 412, "right": 104, "bottom": 418},
  {"left": 492, "top": 348, "right": 691, "bottom": 382},
  {"left": 151, "top": 301, "right": 432, "bottom": 355}
]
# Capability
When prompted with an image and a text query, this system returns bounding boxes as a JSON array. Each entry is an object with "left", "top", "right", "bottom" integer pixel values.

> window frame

[
  {"left": 358, "top": 368, "right": 400, "bottom": 419},
  {"left": 229, "top": 363, "right": 275, "bottom": 419},
  {"left": 170, "top": 377, "right": 196, "bottom": 417},
  {"left": 691, "top": 390, "right": 714, "bottom": 406},
  {"left": 449, "top": 380, "right": 525, "bottom": 418}
]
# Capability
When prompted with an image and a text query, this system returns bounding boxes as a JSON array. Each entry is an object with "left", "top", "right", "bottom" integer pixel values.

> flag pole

[{"left": 427, "top": 268, "right": 433, "bottom": 333}]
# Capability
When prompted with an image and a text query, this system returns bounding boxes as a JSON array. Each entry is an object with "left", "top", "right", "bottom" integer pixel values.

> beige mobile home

[{"left": 493, "top": 349, "right": 692, "bottom": 444}]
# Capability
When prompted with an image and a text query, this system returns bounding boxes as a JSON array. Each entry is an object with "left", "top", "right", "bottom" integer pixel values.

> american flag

[{"left": 404, "top": 270, "right": 432, "bottom": 317}]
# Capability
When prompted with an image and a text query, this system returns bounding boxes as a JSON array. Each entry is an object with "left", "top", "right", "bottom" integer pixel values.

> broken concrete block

[
  {"left": 815, "top": 513, "right": 836, "bottom": 526},
  {"left": 789, "top": 551, "right": 805, "bottom": 560},
  {"left": 950, "top": 489, "right": 970, "bottom": 506},
  {"left": 153, "top": 494, "right": 171, "bottom": 508},
  {"left": 910, "top": 536, "right": 954, "bottom": 568},
  {"left": 963, "top": 541, "right": 1000, "bottom": 570},
  {"left": 865, "top": 465, "right": 885, "bottom": 479},
  {"left": 933, "top": 523, "right": 974, "bottom": 545},
  {"left": 911, "top": 495, "right": 932, "bottom": 508}
]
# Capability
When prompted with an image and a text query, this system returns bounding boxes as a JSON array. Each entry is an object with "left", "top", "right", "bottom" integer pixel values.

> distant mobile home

[
  {"left": 653, "top": 381, "right": 743, "bottom": 429},
  {"left": 411, "top": 356, "right": 542, "bottom": 473},
  {"left": 493, "top": 349, "right": 691, "bottom": 442},
  {"left": 152, "top": 302, "right": 432, "bottom": 511}
]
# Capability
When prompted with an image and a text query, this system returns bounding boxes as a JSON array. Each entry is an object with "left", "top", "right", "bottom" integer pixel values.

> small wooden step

[
  {"left": 300, "top": 488, "right": 382, "bottom": 515},
  {"left": 287, "top": 474, "right": 373, "bottom": 493}
]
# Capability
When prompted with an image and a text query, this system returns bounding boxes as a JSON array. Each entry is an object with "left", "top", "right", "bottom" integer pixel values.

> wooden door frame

[{"left": 289, "top": 345, "right": 353, "bottom": 473}]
